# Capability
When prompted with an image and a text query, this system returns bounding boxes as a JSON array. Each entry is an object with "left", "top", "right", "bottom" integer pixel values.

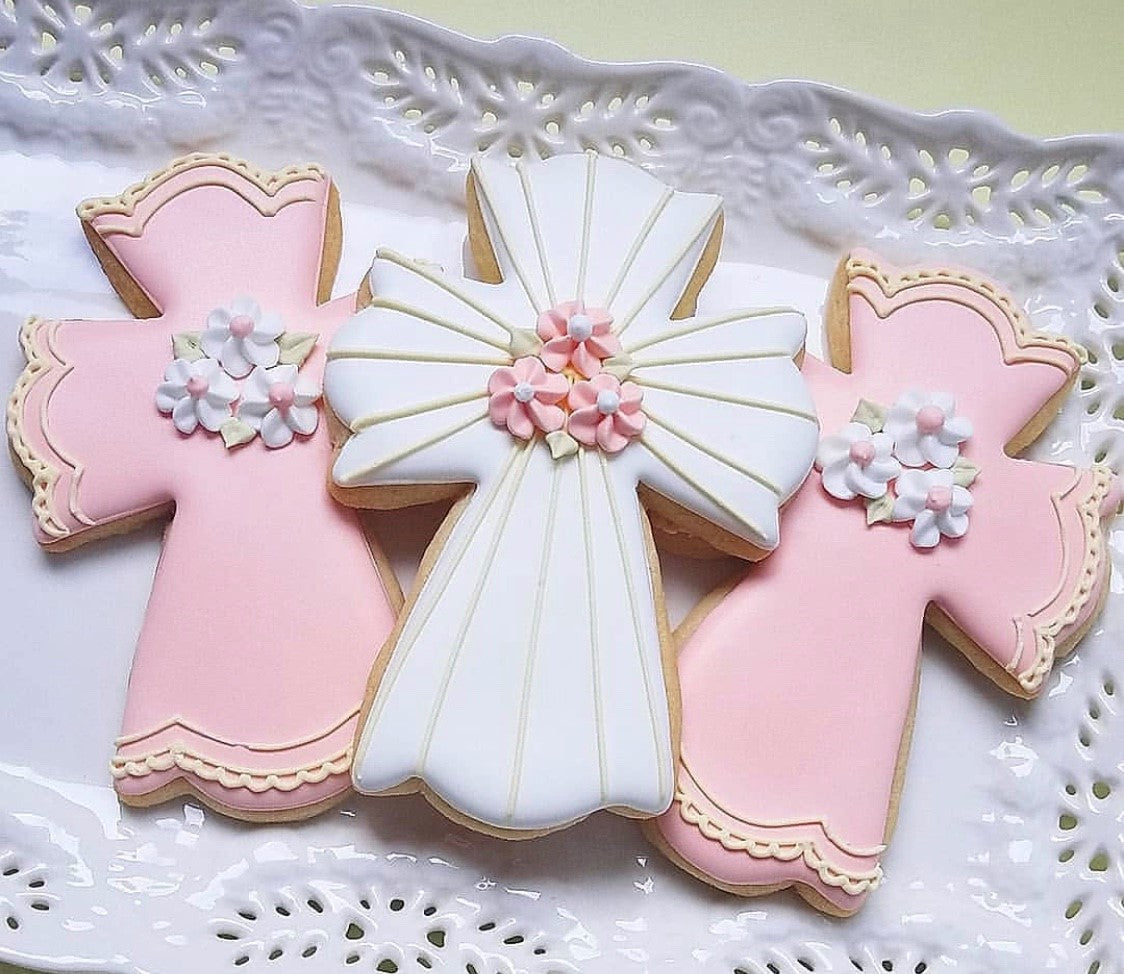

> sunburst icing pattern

[{"left": 325, "top": 151, "right": 818, "bottom": 833}]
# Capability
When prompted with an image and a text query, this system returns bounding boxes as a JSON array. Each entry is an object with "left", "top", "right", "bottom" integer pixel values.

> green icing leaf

[
  {"left": 545, "top": 429, "right": 579, "bottom": 461},
  {"left": 172, "top": 332, "right": 204, "bottom": 361},
  {"left": 508, "top": 328, "right": 541, "bottom": 358},
  {"left": 952, "top": 457, "right": 980, "bottom": 488},
  {"left": 602, "top": 353, "right": 634, "bottom": 380},
  {"left": 851, "top": 398, "right": 887, "bottom": 433},
  {"left": 220, "top": 417, "right": 256, "bottom": 449},
  {"left": 277, "top": 332, "right": 318, "bottom": 367},
  {"left": 865, "top": 491, "right": 894, "bottom": 525}
]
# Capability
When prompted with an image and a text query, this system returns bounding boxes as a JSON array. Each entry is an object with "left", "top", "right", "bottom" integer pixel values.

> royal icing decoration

[
  {"left": 890, "top": 467, "right": 972, "bottom": 547},
  {"left": 237, "top": 364, "right": 321, "bottom": 448},
  {"left": 6, "top": 154, "right": 398, "bottom": 819},
  {"left": 817, "top": 392, "right": 977, "bottom": 547},
  {"left": 885, "top": 389, "right": 972, "bottom": 468},
  {"left": 650, "top": 251, "right": 1118, "bottom": 916},
  {"left": 325, "top": 151, "right": 818, "bottom": 833},
  {"left": 202, "top": 296, "right": 284, "bottom": 377},
  {"left": 488, "top": 314, "right": 642, "bottom": 452},
  {"left": 536, "top": 301, "right": 620, "bottom": 377},
  {"left": 156, "top": 294, "right": 320, "bottom": 450},
  {"left": 815, "top": 422, "right": 899, "bottom": 500},
  {"left": 566, "top": 373, "right": 646, "bottom": 452},
  {"left": 156, "top": 357, "right": 238, "bottom": 433},
  {"left": 487, "top": 355, "right": 568, "bottom": 437}
]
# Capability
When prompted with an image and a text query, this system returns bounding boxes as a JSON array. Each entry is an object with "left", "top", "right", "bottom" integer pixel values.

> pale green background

[{"left": 2, "top": 2, "right": 1121, "bottom": 972}]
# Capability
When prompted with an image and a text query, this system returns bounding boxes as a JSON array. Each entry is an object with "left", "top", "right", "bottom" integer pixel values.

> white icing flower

[
  {"left": 891, "top": 468, "right": 973, "bottom": 548},
  {"left": 156, "top": 358, "right": 238, "bottom": 434},
  {"left": 201, "top": 297, "right": 283, "bottom": 378},
  {"left": 237, "top": 364, "right": 320, "bottom": 448},
  {"left": 884, "top": 390, "right": 972, "bottom": 468},
  {"left": 815, "top": 422, "right": 901, "bottom": 500}
]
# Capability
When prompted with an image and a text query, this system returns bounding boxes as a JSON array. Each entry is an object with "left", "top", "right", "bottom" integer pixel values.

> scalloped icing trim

[
  {"left": 111, "top": 744, "right": 353, "bottom": 795},
  {"left": 6, "top": 317, "right": 70, "bottom": 541},
  {"left": 673, "top": 791, "right": 883, "bottom": 897},
  {"left": 77, "top": 152, "right": 326, "bottom": 222},
  {"left": 1020, "top": 463, "right": 1115, "bottom": 693},
  {"left": 845, "top": 251, "right": 1084, "bottom": 366}
]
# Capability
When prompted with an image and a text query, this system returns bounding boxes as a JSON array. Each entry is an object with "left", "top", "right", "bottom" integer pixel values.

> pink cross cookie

[
  {"left": 649, "top": 250, "right": 1119, "bottom": 914},
  {"left": 7, "top": 154, "right": 399, "bottom": 821}
]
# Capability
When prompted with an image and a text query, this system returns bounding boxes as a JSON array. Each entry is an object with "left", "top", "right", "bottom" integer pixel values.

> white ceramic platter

[{"left": 1, "top": 2, "right": 1123, "bottom": 972}]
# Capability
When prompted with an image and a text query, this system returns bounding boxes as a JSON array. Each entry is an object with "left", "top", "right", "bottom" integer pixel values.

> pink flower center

[
  {"left": 596, "top": 389, "right": 621, "bottom": 415},
  {"left": 229, "top": 313, "right": 255, "bottom": 338},
  {"left": 567, "top": 312, "right": 594, "bottom": 343},
  {"left": 916, "top": 405, "right": 945, "bottom": 435},
  {"left": 513, "top": 381, "right": 536, "bottom": 403},
  {"left": 925, "top": 486, "right": 952, "bottom": 513},
  {"left": 848, "top": 440, "right": 875, "bottom": 467},
  {"left": 186, "top": 376, "right": 209, "bottom": 398},
  {"left": 268, "top": 382, "right": 296, "bottom": 411}
]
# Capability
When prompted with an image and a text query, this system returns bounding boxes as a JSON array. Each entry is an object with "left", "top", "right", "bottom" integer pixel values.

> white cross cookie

[{"left": 325, "top": 151, "right": 819, "bottom": 834}]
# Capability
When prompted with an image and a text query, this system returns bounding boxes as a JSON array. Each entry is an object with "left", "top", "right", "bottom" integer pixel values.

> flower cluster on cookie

[
  {"left": 816, "top": 390, "right": 978, "bottom": 548},
  {"left": 155, "top": 297, "right": 321, "bottom": 450},
  {"left": 487, "top": 300, "right": 644, "bottom": 457}
]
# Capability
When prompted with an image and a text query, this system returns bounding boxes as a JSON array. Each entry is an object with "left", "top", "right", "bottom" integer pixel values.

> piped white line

[
  {"left": 614, "top": 201, "right": 721, "bottom": 334},
  {"left": 338, "top": 407, "right": 489, "bottom": 484},
  {"left": 577, "top": 448, "right": 609, "bottom": 802},
  {"left": 374, "top": 248, "right": 519, "bottom": 338},
  {"left": 506, "top": 457, "right": 564, "bottom": 822},
  {"left": 470, "top": 159, "right": 546, "bottom": 314},
  {"left": 598, "top": 450, "right": 668, "bottom": 800},
  {"left": 417, "top": 440, "right": 536, "bottom": 773},
  {"left": 601, "top": 187, "right": 675, "bottom": 310}
]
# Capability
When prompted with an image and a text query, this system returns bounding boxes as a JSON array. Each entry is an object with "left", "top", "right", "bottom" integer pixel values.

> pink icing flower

[
  {"left": 567, "top": 373, "right": 645, "bottom": 453},
  {"left": 536, "top": 301, "right": 621, "bottom": 378},
  {"left": 488, "top": 356, "right": 569, "bottom": 439}
]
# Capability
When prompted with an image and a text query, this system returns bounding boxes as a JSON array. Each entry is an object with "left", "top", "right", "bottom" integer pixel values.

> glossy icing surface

[
  {"left": 654, "top": 252, "right": 1117, "bottom": 913},
  {"left": 8, "top": 156, "right": 398, "bottom": 816},
  {"left": 326, "top": 152, "right": 819, "bottom": 832}
]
